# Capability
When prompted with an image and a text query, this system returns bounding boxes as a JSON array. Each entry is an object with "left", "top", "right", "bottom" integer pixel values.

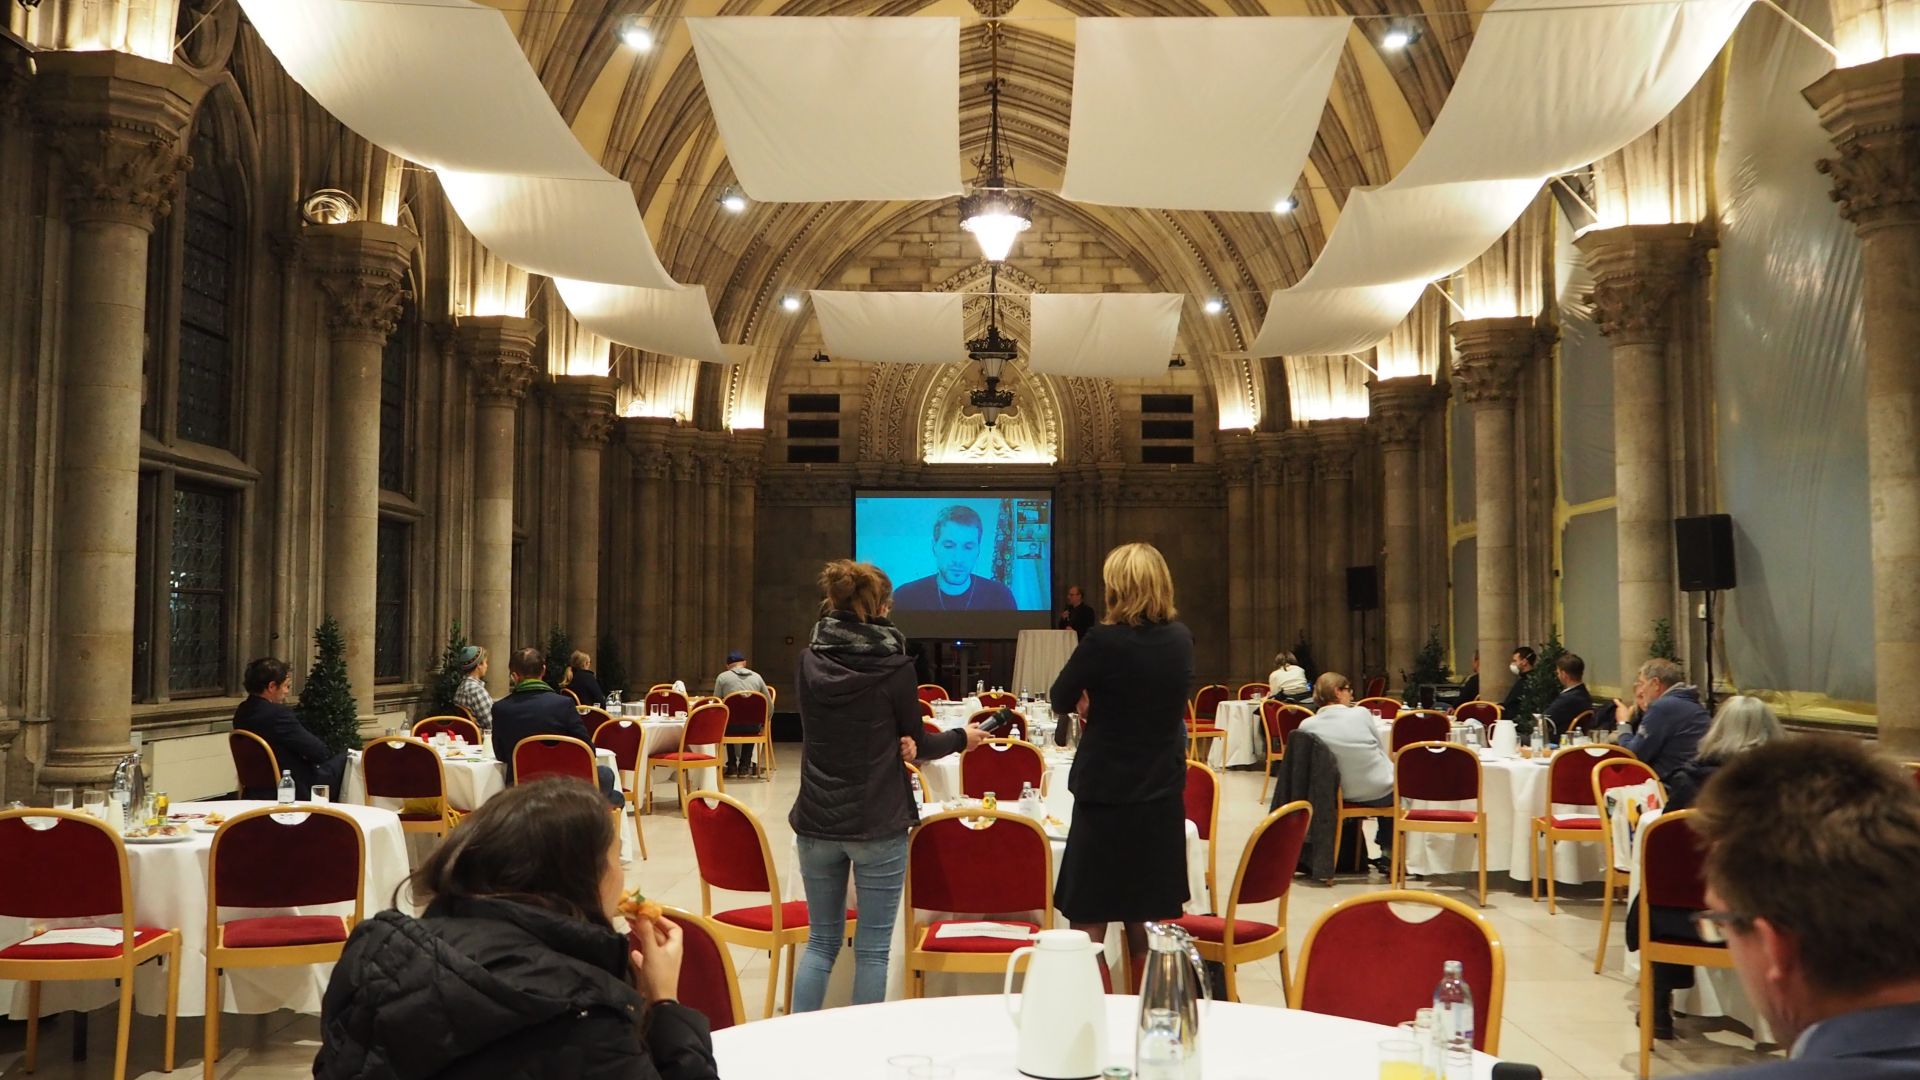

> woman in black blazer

[{"left": 1050, "top": 542, "right": 1194, "bottom": 991}]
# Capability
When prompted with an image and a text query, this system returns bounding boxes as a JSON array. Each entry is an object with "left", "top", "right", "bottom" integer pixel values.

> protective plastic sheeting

[
  {"left": 809, "top": 291, "right": 970, "bottom": 367},
  {"left": 1027, "top": 293, "right": 1183, "bottom": 378},
  {"left": 1561, "top": 509, "right": 1622, "bottom": 689},
  {"left": 1555, "top": 204, "right": 1615, "bottom": 505}
]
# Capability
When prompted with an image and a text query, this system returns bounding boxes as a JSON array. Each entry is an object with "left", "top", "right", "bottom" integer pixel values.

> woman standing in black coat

[
  {"left": 314, "top": 779, "right": 718, "bottom": 1080},
  {"left": 1050, "top": 542, "right": 1194, "bottom": 992}
]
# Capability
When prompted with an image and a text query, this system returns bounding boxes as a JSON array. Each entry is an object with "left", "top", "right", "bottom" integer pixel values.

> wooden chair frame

[
  {"left": 1391, "top": 741, "right": 1488, "bottom": 907},
  {"left": 1330, "top": 783, "right": 1394, "bottom": 876},
  {"left": 960, "top": 737, "right": 1047, "bottom": 799},
  {"left": 229, "top": 728, "right": 280, "bottom": 795},
  {"left": 659, "top": 905, "right": 747, "bottom": 1030},
  {"left": 1188, "top": 800, "right": 1310, "bottom": 1001},
  {"left": 205, "top": 805, "right": 366, "bottom": 1069},
  {"left": 1389, "top": 710, "right": 1452, "bottom": 754},
  {"left": 360, "top": 736, "right": 459, "bottom": 838},
  {"left": 1529, "top": 745, "right": 1635, "bottom": 912},
  {"left": 1357, "top": 696, "right": 1404, "bottom": 721},
  {"left": 916, "top": 684, "right": 949, "bottom": 704},
  {"left": 1591, "top": 758, "right": 1667, "bottom": 974},
  {"left": 1636, "top": 810, "right": 1733, "bottom": 1079},
  {"left": 0, "top": 808, "right": 182, "bottom": 1080},
  {"left": 410, "top": 714, "right": 482, "bottom": 746},
  {"left": 1258, "top": 701, "right": 1311, "bottom": 804},
  {"left": 903, "top": 808, "right": 1054, "bottom": 997},
  {"left": 1235, "top": 682, "right": 1269, "bottom": 700},
  {"left": 1452, "top": 701, "right": 1502, "bottom": 726},
  {"left": 1291, "top": 889, "right": 1506, "bottom": 1054},
  {"left": 1191, "top": 684, "right": 1231, "bottom": 721},
  {"left": 905, "top": 762, "right": 930, "bottom": 805},
  {"left": 1184, "top": 759, "right": 1222, "bottom": 913},
  {"left": 646, "top": 703, "right": 728, "bottom": 814},
  {"left": 1184, "top": 700, "right": 1225, "bottom": 765},
  {"left": 590, "top": 716, "right": 650, "bottom": 861},
  {"left": 720, "top": 690, "right": 777, "bottom": 778},
  {"left": 967, "top": 706, "right": 1031, "bottom": 745}
]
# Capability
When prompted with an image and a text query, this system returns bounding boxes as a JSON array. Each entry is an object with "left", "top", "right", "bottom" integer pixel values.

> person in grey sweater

[
  {"left": 1298, "top": 671, "right": 1395, "bottom": 873},
  {"left": 714, "top": 650, "right": 769, "bottom": 777}
]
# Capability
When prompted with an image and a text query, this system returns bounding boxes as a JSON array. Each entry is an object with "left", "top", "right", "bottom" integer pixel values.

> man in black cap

[
  {"left": 451, "top": 645, "right": 493, "bottom": 731},
  {"left": 714, "top": 650, "right": 769, "bottom": 778}
]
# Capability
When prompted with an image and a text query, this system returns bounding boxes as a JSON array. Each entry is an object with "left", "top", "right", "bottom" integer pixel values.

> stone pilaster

[
  {"left": 1371, "top": 376, "right": 1448, "bottom": 690},
  {"left": 1450, "top": 316, "right": 1549, "bottom": 706},
  {"left": 1220, "top": 437, "right": 1258, "bottom": 680},
  {"left": 307, "top": 222, "right": 417, "bottom": 719},
  {"left": 1280, "top": 432, "right": 1315, "bottom": 649},
  {"left": 697, "top": 431, "right": 732, "bottom": 683},
  {"left": 34, "top": 52, "right": 206, "bottom": 790},
  {"left": 668, "top": 434, "right": 700, "bottom": 679},
  {"left": 1253, "top": 433, "right": 1287, "bottom": 674},
  {"left": 551, "top": 376, "right": 618, "bottom": 656},
  {"left": 1576, "top": 223, "right": 1704, "bottom": 691},
  {"left": 458, "top": 317, "right": 540, "bottom": 696},
  {"left": 1309, "top": 419, "right": 1367, "bottom": 678},
  {"left": 1807, "top": 57, "right": 1920, "bottom": 753},
  {"left": 622, "top": 417, "right": 676, "bottom": 685},
  {"left": 729, "top": 431, "right": 767, "bottom": 682}
]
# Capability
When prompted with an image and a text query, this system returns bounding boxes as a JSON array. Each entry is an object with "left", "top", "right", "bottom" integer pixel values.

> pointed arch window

[{"left": 175, "top": 127, "right": 238, "bottom": 449}]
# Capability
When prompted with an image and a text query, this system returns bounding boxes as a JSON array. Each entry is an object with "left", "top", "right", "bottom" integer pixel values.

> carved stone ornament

[
  {"left": 1218, "top": 441, "right": 1257, "bottom": 485},
  {"left": 1369, "top": 377, "right": 1444, "bottom": 450},
  {"left": 1804, "top": 55, "right": 1920, "bottom": 236},
  {"left": 564, "top": 404, "right": 617, "bottom": 448},
  {"left": 305, "top": 222, "right": 418, "bottom": 344},
  {"left": 469, "top": 355, "right": 538, "bottom": 401},
  {"left": 1575, "top": 224, "right": 1703, "bottom": 345},
  {"left": 318, "top": 271, "right": 407, "bottom": 341},
  {"left": 33, "top": 52, "right": 207, "bottom": 230},
  {"left": 1449, "top": 317, "right": 1550, "bottom": 408},
  {"left": 50, "top": 127, "right": 191, "bottom": 229},
  {"left": 551, "top": 376, "right": 619, "bottom": 449}
]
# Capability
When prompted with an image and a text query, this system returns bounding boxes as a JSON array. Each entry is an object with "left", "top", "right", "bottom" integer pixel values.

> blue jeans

[{"left": 791, "top": 832, "right": 909, "bottom": 1011}]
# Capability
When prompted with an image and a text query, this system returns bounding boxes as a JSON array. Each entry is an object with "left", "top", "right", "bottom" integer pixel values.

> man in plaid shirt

[{"left": 452, "top": 645, "right": 494, "bottom": 731}]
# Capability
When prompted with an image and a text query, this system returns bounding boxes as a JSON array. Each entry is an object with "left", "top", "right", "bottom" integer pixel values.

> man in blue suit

[
  {"left": 233, "top": 657, "right": 346, "bottom": 799},
  {"left": 1689, "top": 737, "right": 1920, "bottom": 1078},
  {"left": 490, "top": 646, "right": 622, "bottom": 807}
]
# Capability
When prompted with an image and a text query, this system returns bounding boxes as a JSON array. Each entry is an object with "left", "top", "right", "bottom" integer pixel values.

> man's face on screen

[{"left": 933, "top": 522, "right": 982, "bottom": 587}]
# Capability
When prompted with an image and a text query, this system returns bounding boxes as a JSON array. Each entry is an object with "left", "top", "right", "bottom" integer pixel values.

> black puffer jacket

[
  {"left": 790, "top": 613, "right": 965, "bottom": 842},
  {"left": 314, "top": 897, "right": 719, "bottom": 1080}
]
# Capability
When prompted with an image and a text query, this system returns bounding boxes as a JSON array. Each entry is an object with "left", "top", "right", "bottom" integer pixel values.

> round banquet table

[
  {"left": 1212, "top": 700, "right": 1264, "bottom": 768},
  {"left": 712, "top": 994, "right": 1502, "bottom": 1079},
  {"left": 918, "top": 741, "right": 1072, "bottom": 815},
  {"left": 341, "top": 740, "right": 638, "bottom": 813},
  {"left": 1, "top": 800, "right": 410, "bottom": 1020}
]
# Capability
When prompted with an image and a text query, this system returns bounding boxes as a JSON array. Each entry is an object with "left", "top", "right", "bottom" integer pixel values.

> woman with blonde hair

[
  {"left": 564, "top": 649, "right": 606, "bottom": 708},
  {"left": 1667, "top": 694, "right": 1784, "bottom": 810},
  {"left": 1049, "top": 542, "right": 1193, "bottom": 990}
]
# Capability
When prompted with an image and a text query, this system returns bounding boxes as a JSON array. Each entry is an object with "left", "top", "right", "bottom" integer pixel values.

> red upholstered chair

[
  {"left": 978, "top": 690, "right": 1019, "bottom": 710},
  {"left": 969, "top": 706, "right": 1029, "bottom": 744},
  {"left": 514, "top": 733, "right": 597, "bottom": 785},
  {"left": 1529, "top": 745, "right": 1635, "bottom": 912},
  {"left": 1390, "top": 710, "right": 1451, "bottom": 753},
  {"left": 592, "top": 717, "right": 650, "bottom": 860},
  {"left": 450, "top": 701, "right": 478, "bottom": 722},
  {"left": 1192, "top": 684, "right": 1230, "bottom": 722},
  {"left": 922, "top": 718, "right": 942, "bottom": 735},
  {"left": 660, "top": 906, "right": 746, "bottom": 1031},
  {"left": 1236, "top": 682, "right": 1268, "bottom": 700},
  {"left": 685, "top": 791, "right": 853, "bottom": 1018},
  {"left": 1361, "top": 675, "right": 1388, "bottom": 699},
  {"left": 1292, "top": 890, "right": 1505, "bottom": 1053},
  {"left": 360, "top": 736, "right": 458, "bottom": 838},
  {"left": 918, "top": 698, "right": 936, "bottom": 720},
  {"left": 647, "top": 702, "right": 729, "bottom": 814},
  {"left": 229, "top": 728, "right": 280, "bottom": 797},
  {"left": 1453, "top": 700, "right": 1501, "bottom": 726},
  {"left": 1358, "top": 696, "right": 1404, "bottom": 722},
  {"left": 1173, "top": 800, "right": 1310, "bottom": 1001},
  {"left": 645, "top": 687, "right": 691, "bottom": 716},
  {"left": 906, "top": 763, "right": 931, "bottom": 805},
  {"left": 0, "top": 809, "right": 182, "bottom": 1080},
  {"left": 1592, "top": 758, "right": 1667, "bottom": 973},
  {"left": 960, "top": 738, "right": 1045, "bottom": 800},
  {"left": 1392, "top": 742, "right": 1488, "bottom": 906},
  {"left": 1182, "top": 760, "right": 1221, "bottom": 913},
  {"left": 205, "top": 805, "right": 366, "bottom": 1069},
  {"left": 411, "top": 714, "right": 482, "bottom": 746},
  {"left": 903, "top": 808, "right": 1054, "bottom": 997},
  {"left": 1185, "top": 699, "right": 1225, "bottom": 765},
  {"left": 1259, "top": 701, "right": 1312, "bottom": 803},
  {"left": 1637, "top": 811, "right": 1731, "bottom": 1078},
  {"left": 917, "top": 684, "right": 949, "bottom": 704},
  {"left": 562, "top": 687, "right": 583, "bottom": 707},
  {"left": 721, "top": 690, "right": 775, "bottom": 778}
]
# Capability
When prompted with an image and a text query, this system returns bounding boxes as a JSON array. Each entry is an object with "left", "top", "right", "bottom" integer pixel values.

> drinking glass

[
  {"left": 82, "top": 790, "right": 107, "bottom": 820},
  {"left": 309, "top": 785, "right": 331, "bottom": 805},
  {"left": 1443, "top": 1040, "right": 1473, "bottom": 1079},
  {"left": 53, "top": 788, "right": 74, "bottom": 812},
  {"left": 886, "top": 1055, "right": 932, "bottom": 1080},
  {"left": 906, "top": 1067, "right": 954, "bottom": 1080},
  {"left": 153, "top": 791, "right": 169, "bottom": 818},
  {"left": 1378, "top": 1038, "right": 1424, "bottom": 1080}
]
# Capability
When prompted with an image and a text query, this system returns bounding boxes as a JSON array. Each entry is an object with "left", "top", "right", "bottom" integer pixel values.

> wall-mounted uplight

[
  {"left": 1273, "top": 195, "right": 1298, "bottom": 214},
  {"left": 300, "top": 188, "right": 361, "bottom": 226},
  {"left": 717, "top": 186, "right": 748, "bottom": 214},
  {"left": 781, "top": 294, "right": 803, "bottom": 313},
  {"left": 617, "top": 15, "right": 654, "bottom": 51}
]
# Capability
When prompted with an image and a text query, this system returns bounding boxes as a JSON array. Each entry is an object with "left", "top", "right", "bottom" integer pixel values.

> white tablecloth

[
  {"left": 1012, "top": 628, "right": 1081, "bottom": 697},
  {"left": 712, "top": 994, "right": 1501, "bottom": 1079},
  {"left": 928, "top": 698, "right": 984, "bottom": 729},
  {"left": 2, "top": 800, "right": 410, "bottom": 1020},
  {"left": 918, "top": 746, "right": 1072, "bottom": 812},
  {"left": 1213, "top": 700, "right": 1265, "bottom": 768}
]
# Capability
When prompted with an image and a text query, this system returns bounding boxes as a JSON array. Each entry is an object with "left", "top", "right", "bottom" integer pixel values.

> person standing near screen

[
  {"left": 1058, "top": 584, "right": 1095, "bottom": 638},
  {"left": 892, "top": 505, "right": 1017, "bottom": 611}
]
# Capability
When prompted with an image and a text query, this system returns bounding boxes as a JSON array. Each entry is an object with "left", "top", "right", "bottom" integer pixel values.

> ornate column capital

[
  {"left": 1251, "top": 432, "right": 1288, "bottom": 482},
  {"left": 1449, "top": 316, "right": 1553, "bottom": 408},
  {"left": 1307, "top": 418, "right": 1367, "bottom": 481},
  {"left": 1368, "top": 376, "right": 1448, "bottom": 450},
  {"left": 304, "top": 221, "right": 417, "bottom": 345},
  {"left": 454, "top": 315, "right": 542, "bottom": 402},
  {"left": 667, "top": 429, "right": 700, "bottom": 483},
  {"left": 729, "top": 430, "right": 768, "bottom": 484},
  {"left": 1278, "top": 430, "right": 1315, "bottom": 483},
  {"left": 32, "top": 51, "right": 208, "bottom": 230},
  {"left": 1574, "top": 223, "right": 1707, "bottom": 345},
  {"left": 1805, "top": 54, "right": 1920, "bottom": 236},
  {"left": 619, "top": 415, "right": 677, "bottom": 477},
  {"left": 694, "top": 430, "right": 732, "bottom": 484},
  {"left": 1218, "top": 435, "right": 1257, "bottom": 484},
  {"left": 550, "top": 375, "right": 619, "bottom": 449},
  {"left": 1, "top": 40, "right": 31, "bottom": 124}
]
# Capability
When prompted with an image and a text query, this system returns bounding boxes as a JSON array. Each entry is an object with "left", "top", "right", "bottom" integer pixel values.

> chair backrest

[
  {"left": 722, "top": 690, "right": 770, "bottom": 736},
  {"left": 960, "top": 738, "right": 1045, "bottom": 798},
  {"left": 450, "top": 702, "right": 477, "bottom": 722},
  {"left": 578, "top": 704, "right": 613, "bottom": 727},
  {"left": 361, "top": 737, "right": 448, "bottom": 801},
  {"left": 591, "top": 718, "right": 645, "bottom": 771},
  {"left": 562, "top": 687, "right": 583, "bottom": 707},
  {"left": 1395, "top": 742, "right": 1481, "bottom": 804},
  {"left": 918, "top": 698, "right": 935, "bottom": 720},
  {"left": 1592, "top": 758, "right": 1665, "bottom": 812},
  {"left": 1390, "top": 711, "right": 1451, "bottom": 753},
  {"left": 0, "top": 809, "right": 131, "bottom": 921},
  {"left": 1358, "top": 696, "right": 1403, "bottom": 721},
  {"left": 1362, "top": 675, "right": 1387, "bottom": 699},
  {"left": 1232, "top": 800, "right": 1312, "bottom": 908},
  {"left": 1567, "top": 709, "right": 1599, "bottom": 734},
  {"left": 907, "top": 809, "right": 1052, "bottom": 917},
  {"left": 660, "top": 907, "right": 745, "bottom": 1030},
  {"left": 905, "top": 763, "right": 929, "bottom": 804},
  {"left": 684, "top": 701, "right": 731, "bottom": 747},
  {"left": 922, "top": 718, "right": 941, "bottom": 735},
  {"left": 645, "top": 688, "right": 691, "bottom": 715},
  {"left": 1262, "top": 700, "right": 1311, "bottom": 751},
  {"left": 1546, "top": 745, "right": 1633, "bottom": 806},
  {"left": 1294, "top": 890, "right": 1504, "bottom": 1052},
  {"left": 1182, "top": 760, "right": 1219, "bottom": 842},
  {"left": 1640, "top": 810, "right": 1710, "bottom": 910},
  {"left": 685, "top": 791, "right": 776, "bottom": 895},
  {"left": 514, "top": 735, "right": 597, "bottom": 784},
  {"left": 1193, "top": 684, "right": 1230, "bottom": 721},
  {"left": 1236, "top": 682, "right": 1268, "bottom": 700},
  {"left": 230, "top": 729, "right": 281, "bottom": 792},
  {"left": 979, "top": 690, "right": 1018, "bottom": 710},
  {"left": 917, "top": 684, "right": 949, "bottom": 704},
  {"left": 211, "top": 805, "right": 366, "bottom": 912},
  {"left": 969, "top": 707, "right": 1028, "bottom": 743},
  {"left": 1453, "top": 700, "right": 1501, "bottom": 726},
  {"left": 412, "top": 715, "right": 483, "bottom": 746}
]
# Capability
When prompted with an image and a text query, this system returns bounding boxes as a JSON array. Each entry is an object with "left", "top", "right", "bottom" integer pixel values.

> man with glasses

[
  {"left": 1685, "top": 738, "right": 1920, "bottom": 1076},
  {"left": 1611, "top": 657, "right": 1709, "bottom": 786}
]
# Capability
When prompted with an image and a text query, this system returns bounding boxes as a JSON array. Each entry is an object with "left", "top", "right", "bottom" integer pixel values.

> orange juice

[{"left": 1379, "top": 1063, "right": 1427, "bottom": 1080}]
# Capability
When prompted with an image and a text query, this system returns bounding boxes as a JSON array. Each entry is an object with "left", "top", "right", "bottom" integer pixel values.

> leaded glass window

[
  {"left": 379, "top": 299, "right": 413, "bottom": 494},
  {"left": 175, "top": 132, "right": 235, "bottom": 448},
  {"left": 168, "top": 483, "right": 231, "bottom": 694},
  {"left": 375, "top": 519, "right": 409, "bottom": 681}
]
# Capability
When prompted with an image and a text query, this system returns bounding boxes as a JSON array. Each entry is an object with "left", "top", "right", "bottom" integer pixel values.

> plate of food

[
  {"left": 124, "top": 822, "right": 194, "bottom": 843},
  {"left": 190, "top": 811, "right": 228, "bottom": 833}
]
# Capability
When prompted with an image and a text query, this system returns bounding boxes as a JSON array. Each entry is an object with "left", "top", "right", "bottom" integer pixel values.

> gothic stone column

[
  {"left": 551, "top": 376, "right": 618, "bottom": 655},
  {"left": 307, "top": 222, "right": 417, "bottom": 719},
  {"left": 1371, "top": 376, "right": 1447, "bottom": 690},
  {"left": 1309, "top": 420, "right": 1366, "bottom": 678},
  {"left": 668, "top": 433, "right": 700, "bottom": 678},
  {"left": 1254, "top": 434, "right": 1287, "bottom": 669},
  {"left": 35, "top": 53, "right": 205, "bottom": 789},
  {"left": 623, "top": 418, "right": 675, "bottom": 685},
  {"left": 1280, "top": 432, "right": 1314, "bottom": 650},
  {"left": 1450, "top": 317, "right": 1545, "bottom": 706},
  {"left": 1221, "top": 437, "right": 1258, "bottom": 679},
  {"left": 729, "top": 432, "right": 766, "bottom": 679},
  {"left": 458, "top": 318, "right": 539, "bottom": 696},
  {"left": 697, "top": 431, "right": 731, "bottom": 683},
  {"left": 1575, "top": 224, "right": 1701, "bottom": 691}
]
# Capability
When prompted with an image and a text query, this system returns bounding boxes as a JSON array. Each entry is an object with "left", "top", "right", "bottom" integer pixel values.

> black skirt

[{"left": 1054, "top": 794, "right": 1189, "bottom": 924}]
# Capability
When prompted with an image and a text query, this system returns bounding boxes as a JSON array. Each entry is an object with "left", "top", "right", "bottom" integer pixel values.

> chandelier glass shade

[{"left": 958, "top": 31, "right": 1031, "bottom": 263}]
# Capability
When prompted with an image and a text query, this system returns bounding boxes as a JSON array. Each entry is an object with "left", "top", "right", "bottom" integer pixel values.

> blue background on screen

[{"left": 854, "top": 495, "right": 1051, "bottom": 610}]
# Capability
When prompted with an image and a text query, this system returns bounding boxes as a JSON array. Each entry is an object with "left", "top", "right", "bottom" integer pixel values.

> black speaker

[
  {"left": 1674, "top": 514, "right": 1736, "bottom": 591},
  {"left": 1346, "top": 566, "right": 1380, "bottom": 612}
]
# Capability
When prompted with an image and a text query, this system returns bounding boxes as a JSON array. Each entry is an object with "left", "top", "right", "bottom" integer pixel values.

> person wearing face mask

[{"left": 1499, "top": 646, "right": 1536, "bottom": 723}]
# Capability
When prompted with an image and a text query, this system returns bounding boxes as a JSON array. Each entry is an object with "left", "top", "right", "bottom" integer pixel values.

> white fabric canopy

[
  {"left": 1291, "top": 179, "right": 1544, "bottom": 291},
  {"left": 554, "top": 281, "right": 731, "bottom": 364},
  {"left": 688, "top": 17, "right": 963, "bottom": 202},
  {"left": 438, "top": 172, "right": 680, "bottom": 290},
  {"left": 1251, "top": 281, "right": 1428, "bottom": 359},
  {"left": 809, "top": 291, "right": 969, "bottom": 366},
  {"left": 1059, "top": 17, "right": 1350, "bottom": 211},
  {"left": 1028, "top": 293, "right": 1184, "bottom": 378}
]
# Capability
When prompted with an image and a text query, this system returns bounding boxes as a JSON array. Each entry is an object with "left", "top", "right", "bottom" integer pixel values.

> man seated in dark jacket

[
  {"left": 1613, "top": 657, "right": 1710, "bottom": 787},
  {"left": 233, "top": 657, "right": 346, "bottom": 800},
  {"left": 1499, "top": 645, "right": 1536, "bottom": 720},
  {"left": 1543, "top": 652, "right": 1597, "bottom": 737},
  {"left": 492, "top": 647, "right": 622, "bottom": 807}
]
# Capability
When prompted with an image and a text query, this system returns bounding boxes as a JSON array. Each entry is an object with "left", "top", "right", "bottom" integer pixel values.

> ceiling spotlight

[
  {"left": 811, "top": 351, "right": 831, "bottom": 364},
  {"left": 1202, "top": 297, "right": 1225, "bottom": 316},
  {"left": 781, "top": 294, "right": 802, "bottom": 313},
  {"left": 617, "top": 15, "right": 654, "bottom": 51},
  {"left": 1273, "top": 195, "right": 1298, "bottom": 214},
  {"left": 1380, "top": 24, "right": 1420, "bottom": 49},
  {"left": 718, "top": 187, "right": 748, "bottom": 214},
  {"left": 1168, "top": 355, "right": 1188, "bottom": 369}
]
